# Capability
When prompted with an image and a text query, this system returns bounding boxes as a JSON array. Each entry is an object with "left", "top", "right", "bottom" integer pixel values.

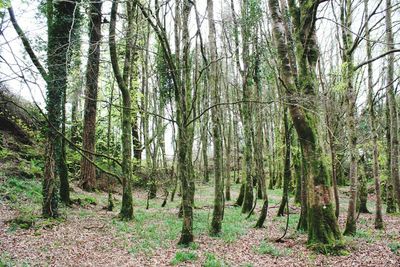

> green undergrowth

[
  {"left": 388, "top": 242, "right": 400, "bottom": 256},
  {"left": 0, "top": 252, "right": 30, "bottom": 267},
  {"left": 0, "top": 176, "right": 42, "bottom": 206},
  {"left": 254, "top": 241, "right": 292, "bottom": 257},
  {"left": 111, "top": 184, "right": 260, "bottom": 256},
  {"left": 171, "top": 251, "right": 198, "bottom": 265},
  {"left": 203, "top": 253, "right": 227, "bottom": 267},
  {"left": 113, "top": 204, "right": 256, "bottom": 255}
]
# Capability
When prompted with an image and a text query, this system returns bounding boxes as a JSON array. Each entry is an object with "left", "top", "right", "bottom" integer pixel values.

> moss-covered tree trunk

[
  {"left": 109, "top": 0, "right": 134, "bottom": 220},
  {"left": 269, "top": 0, "right": 341, "bottom": 245},
  {"left": 365, "top": 0, "right": 383, "bottom": 228},
  {"left": 341, "top": 0, "right": 358, "bottom": 236},
  {"left": 80, "top": 1, "right": 102, "bottom": 191},
  {"left": 385, "top": 96, "right": 396, "bottom": 213},
  {"left": 177, "top": 0, "right": 195, "bottom": 245},
  {"left": 385, "top": 0, "right": 400, "bottom": 209},
  {"left": 42, "top": 0, "right": 76, "bottom": 217},
  {"left": 278, "top": 107, "right": 291, "bottom": 217},
  {"left": 224, "top": 69, "right": 232, "bottom": 201},
  {"left": 240, "top": 0, "right": 254, "bottom": 214},
  {"left": 208, "top": 0, "right": 224, "bottom": 236},
  {"left": 357, "top": 156, "right": 370, "bottom": 214},
  {"left": 59, "top": 79, "right": 69, "bottom": 204},
  {"left": 200, "top": 95, "right": 209, "bottom": 184},
  {"left": 253, "top": 30, "right": 267, "bottom": 226}
]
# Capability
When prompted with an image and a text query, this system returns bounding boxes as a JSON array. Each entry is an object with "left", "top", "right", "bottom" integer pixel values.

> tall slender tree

[
  {"left": 80, "top": 0, "right": 103, "bottom": 191},
  {"left": 342, "top": 0, "right": 358, "bottom": 236},
  {"left": 208, "top": 0, "right": 224, "bottom": 236},
  {"left": 109, "top": 0, "right": 135, "bottom": 220},
  {"left": 385, "top": 0, "right": 400, "bottom": 208}
]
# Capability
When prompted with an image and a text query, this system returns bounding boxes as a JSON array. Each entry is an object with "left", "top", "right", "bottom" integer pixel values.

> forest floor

[{"left": 1, "top": 178, "right": 400, "bottom": 267}]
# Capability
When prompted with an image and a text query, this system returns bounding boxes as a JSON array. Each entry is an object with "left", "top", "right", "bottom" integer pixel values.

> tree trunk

[
  {"left": 43, "top": 0, "right": 76, "bottom": 217},
  {"left": 386, "top": 95, "right": 396, "bottom": 213},
  {"left": 342, "top": 0, "right": 358, "bottom": 236},
  {"left": 365, "top": 0, "right": 383, "bottom": 228},
  {"left": 80, "top": 1, "right": 102, "bottom": 191},
  {"left": 385, "top": 0, "right": 400, "bottom": 208},
  {"left": 109, "top": 0, "right": 134, "bottom": 220},
  {"left": 278, "top": 108, "right": 291, "bottom": 217},
  {"left": 268, "top": 0, "right": 341, "bottom": 245},
  {"left": 240, "top": 0, "right": 254, "bottom": 214},
  {"left": 59, "top": 75, "right": 69, "bottom": 204},
  {"left": 207, "top": 0, "right": 224, "bottom": 236},
  {"left": 177, "top": 0, "right": 195, "bottom": 245}
]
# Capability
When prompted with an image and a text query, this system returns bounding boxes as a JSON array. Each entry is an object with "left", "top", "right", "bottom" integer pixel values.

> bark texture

[{"left": 80, "top": 1, "right": 102, "bottom": 191}]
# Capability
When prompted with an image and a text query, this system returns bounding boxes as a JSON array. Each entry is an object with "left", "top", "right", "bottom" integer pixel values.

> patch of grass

[
  {"left": 388, "top": 242, "right": 400, "bottom": 255},
  {"left": 83, "top": 196, "right": 97, "bottom": 205},
  {"left": 170, "top": 251, "right": 197, "bottom": 265},
  {"left": 0, "top": 177, "right": 41, "bottom": 205},
  {"left": 113, "top": 209, "right": 181, "bottom": 255},
  {"left": 0, "top": 253, "right": 16, "bottom": 267},
  {"left": 255, "top": 241, "right": 291, "bottom": 257},
  {"left": 9, "top": 214, "right": 37, "bottom": 230},
  {"left": 0, "top": 253, "right": 30, "bottom": 267},
  {"left": 203, "top": 253, "right": 226, "bottom": 267},
  {"left": 220, "top": 207, "right": 254, "bottom": 243},
  {"left": 354, "top": 229, "right": 374, "bottom": 243},
  {"left": 0, "top": 148, "right": 13, "bottom": 160},
  {"left": 78, "top": 209, "right": 92, "bottom": 218}
]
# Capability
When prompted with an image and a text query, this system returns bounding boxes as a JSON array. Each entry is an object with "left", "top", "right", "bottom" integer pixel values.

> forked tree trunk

[{"left": 268, "top": 0, "right": 341, "bottom": 245}]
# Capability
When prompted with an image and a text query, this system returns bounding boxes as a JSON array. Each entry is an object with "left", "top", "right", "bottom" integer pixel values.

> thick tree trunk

[
  {"left": 43, "top": 0, "right": 76, "bottom": 217},
  {"left": 268, "top": 0, "right": 341, "bottom": 245},
  {"left": 80, "top": 1, "right": 102, "bottom": 191}
]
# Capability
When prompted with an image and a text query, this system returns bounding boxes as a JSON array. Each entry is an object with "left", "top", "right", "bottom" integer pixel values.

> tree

[
  {"left": 385, "top": 0, "right": 400, "bottom": 208},
  {"left": 8, "top": 0, "right": 76, "bottom": 215},
  {"left": 342, "top": 0, "right": 358, "bottom": 236},
  {"left": 208, "top": 0, "right": 224, "bottom": 236},
  {"left": 43, "top": 0, "right": 77, "bottom": 217},
  {"left": 268, "top": 0, "right": 341, "bottom": 245},
  {"left": 80, "top": 0, "right": 103, "bottom": 191},
  {"left": 109, "top": 0, "right": 135, "bottom": 220}
]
